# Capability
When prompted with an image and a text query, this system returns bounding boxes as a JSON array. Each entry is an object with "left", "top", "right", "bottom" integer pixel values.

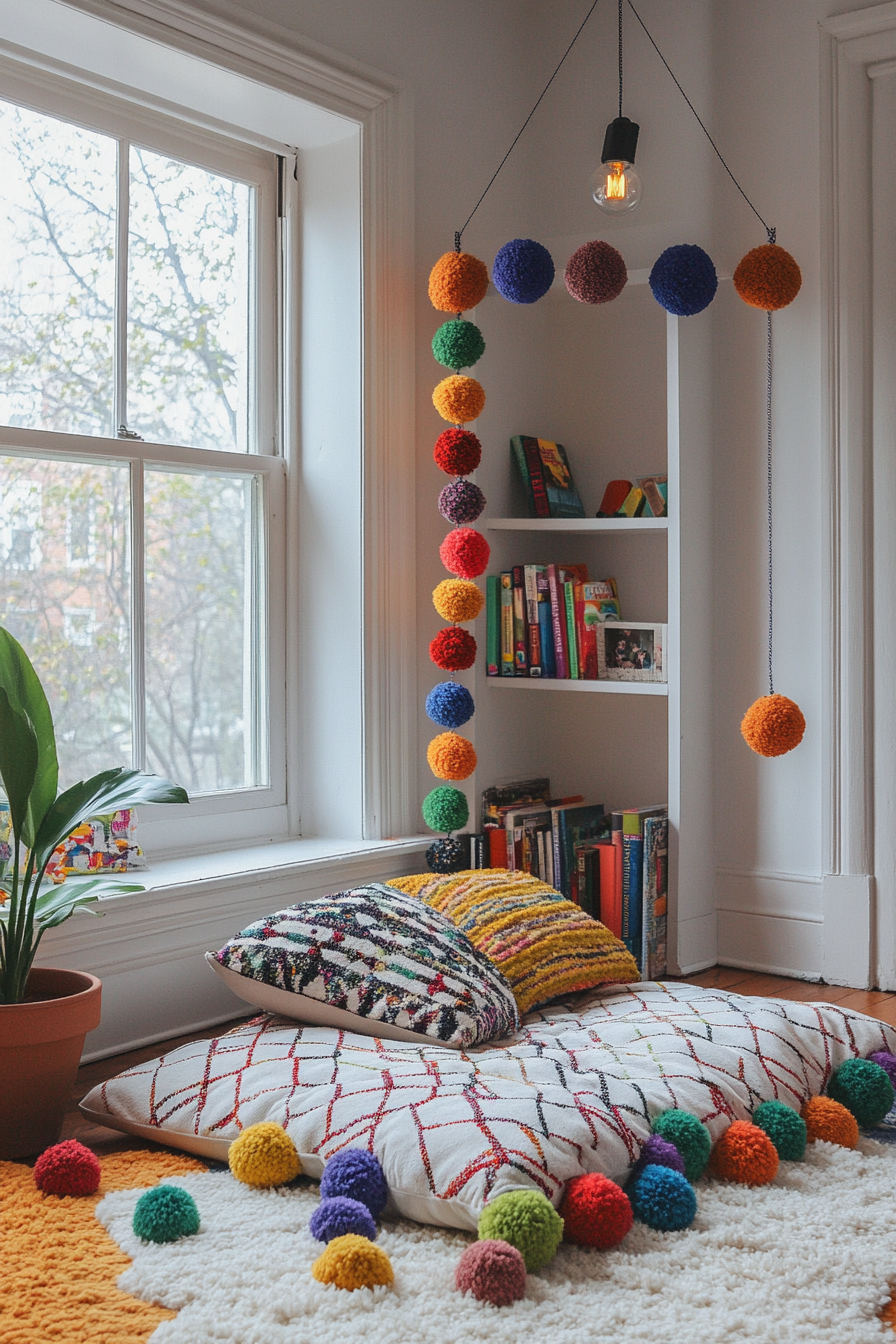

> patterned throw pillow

[
  {"left": 388, "top": 869, "right": 639, "bottom": 1014},
  {"left": 207, "top": 883, "right": 519, "bottom": 1049}
]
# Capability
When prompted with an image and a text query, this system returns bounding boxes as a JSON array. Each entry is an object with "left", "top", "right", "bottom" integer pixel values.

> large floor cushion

[{"left": 81, "top": 982, "right": 896, "bottom": 1232}]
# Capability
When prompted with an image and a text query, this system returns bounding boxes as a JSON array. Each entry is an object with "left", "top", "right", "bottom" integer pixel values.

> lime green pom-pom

[
  {"left": 132, "top": 1185, "right": 200, "bottom": 1243},
  {"left": 477, "top": 1189, "right": 563, "bottom": 1272},
  {"left": 827, "top": 1057, "right": 895, "bottom": 1127},
  {"left": 432, "top": 318, "right": 485, "bottom": 371},
  {"left": 651, "top": 1109, "right": 712, "bottom": 1182},
  {"left": 421, "top": 785, "right": 469, "bottom": 833},
  {"left": 752, "top": 1100, "right": 807, "bottom": 1161}
]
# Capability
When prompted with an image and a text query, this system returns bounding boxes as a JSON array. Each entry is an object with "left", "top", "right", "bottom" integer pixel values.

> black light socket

[{"left": 601, "top": 116, "right": 640, "bottom": 165}]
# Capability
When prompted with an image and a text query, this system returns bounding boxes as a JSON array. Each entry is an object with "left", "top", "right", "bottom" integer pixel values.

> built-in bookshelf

[{"left": 487, "top": 517, "right": 668, "bottom": 532}]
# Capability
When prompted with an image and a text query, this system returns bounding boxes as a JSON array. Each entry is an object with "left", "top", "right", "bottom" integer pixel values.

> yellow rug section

[{"left": 0, "top": 1148, "right": 205, "bottom": 1344}]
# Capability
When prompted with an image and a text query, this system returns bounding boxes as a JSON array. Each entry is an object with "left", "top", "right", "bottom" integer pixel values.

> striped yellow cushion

[{"left": 388, "top": 869, "right": 638, "bottom": 1014}]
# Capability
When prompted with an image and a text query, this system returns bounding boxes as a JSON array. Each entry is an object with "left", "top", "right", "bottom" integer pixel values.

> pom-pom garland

[
  {"left": 560, "top": 1172, "right": 633, "bottom": 1249},
  {"left": 428, "top": 251, "right": 489, "bottom": 314},
  {"left": 752, "top": 1100, "right": 807, "bottom": 1161},
  {"left": 733, "top": 243, "right": 802, "bottom": 311},
  {"left": 228, "top": 1123, "right": 301, "bottom": 1188},
  {"left": 426, "top": 836, "right": 467, "bottom": 873},
  {"left": 477, "top": 1189, "right": 564, "bottom": 1272},
  {"left": 432, "top": 318, "right": 486, "bottom": 370},
  {"left": 709, "top": 1120, "right": 779, "bottom": 1186},
  {"left": 629, "top": 1133, "right": 686, "bottom": 1183},
  {"left": 867, "top": 1050, "right": 896, "bottom": 1091},
  {"left": 439, "top": 527, "right": 490, "bottom": 580},
  {"left": 422, "top": 786, "right": 469, "bottom": 834},
  {"left": 432, "top": 579, "right": 484, "bottom": 624},
  {"left": 319, "top": 1149, "right": 389, "bottom": 1219},
  {"left": 430, "top": 626, "right": 477, "bottom": 671},
  {"left": 801, "top": 1095, "right": 859, "bottom": 1149},
  {"left": 492, "top": 238, "right": 555, "bottom": 304},
  {"left": 33, "top": 1140, "right": 102, "bottom": 1196},
  {"left": 132, "top": 1184, "right": 200, "bottom": 1243},
  {"left": 741, "top": 694, "right": 806, "bottom": 757},
  {"left": 311, "top": 1233, "right": 394, "bottom": 1291},
  {"left": 425, "top": 680, "right": 475, "bottom": 728},
  {"left": 628, "top": 1165, "right": 697, "bottom": 1232},
  {"left": 651, "top": 1109, "right": 712, "bottom": 1182},
  {"left": 439, "top": 479, "right": 486, "bottom": 525},
  {"left": 433, "top": 428, "right": 482, "bottom": 476},
  {"left": 309, "top": 1196, "right": 377, "bottom": 1244},
  {"left": 649, "top": 244, "right": 718, "bottom": 317},
  {"left": 432, "top": 375, "right": 486, "bottom": 425},
  {"left": 426, "top": 731, "right": 477, "bottom": 781},
  {"left": 455, "top": 1239, "right": 527, "bottom": 1306},
  {"left": 826, "top": 1057, "right": 895, "bottom": 1127},
  {"left": 565, "top": 240, "right": 627, "bottom": 305}
]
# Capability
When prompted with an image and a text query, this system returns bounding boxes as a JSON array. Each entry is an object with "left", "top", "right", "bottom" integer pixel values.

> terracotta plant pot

[{"left": 0, "top": 967, "right": 101, "bottom": 1160}]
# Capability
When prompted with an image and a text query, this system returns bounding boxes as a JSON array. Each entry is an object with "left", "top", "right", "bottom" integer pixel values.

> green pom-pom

[
  {"left": 827, "top": 1057, "right": 895, "bottom": 1127},
  {"left": 651, "top": 1109, "right": 712, "bottom": 1182},
  {"left": 752, "top": 1100, "right": 807, "bottom": 1161},
  {"left": 477, "top": 1189, "right": 563, "bottom": 1272},
  {"left": 432, "top": 318, "right": 485, "bottom": 371},
  {"left": 132, "top": 1184, "right": 200, "bottom": 1243},
  {"left": 421, "top": 785, "right": 469, "bottom": 833}
]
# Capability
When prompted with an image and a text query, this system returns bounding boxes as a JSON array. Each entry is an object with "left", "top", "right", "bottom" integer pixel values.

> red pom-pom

[
  {"left": 34, "top": 1140, "right": 102, "bottom": 1196},
  {"left": 430, "top": 626, "right": 477, "bottom": 671},
  {"left": 565, "top": 240, "right": 627, "bottom": 305},
  {"left": 439, "top": 527, "right": 490, "bottom": 579},
  {"left": 455, "top": 1239, "right": 527, "bottom": 1306},
  {"left": 433, "top": 428, "right": 482, "bottom": 477},
  {"left": 560, "top": 1172, "right": 633, "bottom": 1248}
]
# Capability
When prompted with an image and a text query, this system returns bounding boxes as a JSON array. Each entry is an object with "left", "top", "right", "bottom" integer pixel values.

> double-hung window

[{"left": 0, "top": 62, "right": 286, "bottom": 853}]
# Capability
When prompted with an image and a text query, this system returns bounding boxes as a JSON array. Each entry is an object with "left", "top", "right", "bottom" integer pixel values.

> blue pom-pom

[
  {"left": 628, "top": 1165, "right": 697, "bottom": 1231},
  {"left": 319, "top": 1149, "right": 388, "bottom": 1219},
  {"left": 649, "top": 244, "right": 718, "bottom": 316},
  {"left": 309, "top": 1195, "right": 377, "bottom": 1243},
  {"left": 492, "top": 238, "right": 555, "bottom": 304},
  {"left": 426, "top": 681, "right": 474, "bottom": 729}
]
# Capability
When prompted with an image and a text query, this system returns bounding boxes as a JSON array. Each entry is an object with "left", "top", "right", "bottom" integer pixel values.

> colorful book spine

[
  {"left": 487, "top": 827, "right": 509, "bottom": 868},
  {"left": 510, "top": 437, "right": 534, "bottom": 515},
  {"left": 500, "top": 572, "right": 515, "bottom": 676},
  {"left": 512, "top": 566, "right": 528, "bottom": 675},
  {"left": 564, "top": 580, "right": 579, "bottom": 679},
  {"left": 524, "top": 564, "right": 543, "bottom": 675},
  {"left": 546, "top": 564, "right": 569, "bottom": 679},
  {"left": 622, "top": 817, "right": 644, "bottom": 964},
  {"left": 486, "top": 574, "right": 500, "bottom": 676},
  {"left": 536, "top": 569, "right": 556, "bottom": 677},
  {"left": 522, "top": 437, "right": 551, "bottom": 518},
  {"left": 642, "top": 816, "right": 668, "bottom": 978},
  {"left": 611, "top": 811, "right": 625, "bottom": 939}
]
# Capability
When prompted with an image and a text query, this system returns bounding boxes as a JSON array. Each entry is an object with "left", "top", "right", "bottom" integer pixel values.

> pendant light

[{"left": 592, "top": 0, "right": 641, "bottom": 214}]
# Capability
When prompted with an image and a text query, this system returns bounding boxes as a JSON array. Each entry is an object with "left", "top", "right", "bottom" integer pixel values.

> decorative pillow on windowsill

[{"left": 207, "top": 882, "right": 519, "bottom": 1049}]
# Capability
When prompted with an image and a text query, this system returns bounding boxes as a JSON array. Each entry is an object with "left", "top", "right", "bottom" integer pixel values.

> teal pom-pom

[
  {"left": 629, "top": 1166, "right": 697, "bottom": 1232},
  {"left": 752, "top": 1100, "right": 807, "bottom": 1161},
  {"left": 132, "top": 1185, "right": 200, "bottom": 1243},
  {"left": 422, "top": 785, "right": 469, "bottom": 833},
  {"left": 827, "top": 1057, "right": 895, "bottom": 1127},
  {"left": 432, "top": 319, "right": 485, "bottom": 371},
  {"left": 651, "top": 1109, "right": 712, "bottom": 1181},
  {"left": 477, "top": 1189, "right": 563, "bottom": 1272}
]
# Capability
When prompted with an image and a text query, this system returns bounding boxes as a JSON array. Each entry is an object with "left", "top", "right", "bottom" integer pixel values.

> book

[
  {"left": 598, "top": 843, "right": 619, "bottom": 935},
  {"left": 557, "top": 803, "right": 609, "bottom": 902},
  {"left": 511, "top": 435, "right": 551, "bottom": 518},
  {"left": 500, "top": 572, "right": 515, "bottom": 676},
  {"left": 504, "top": 803, "right": 552, "bottom": 871},
  {"left": 546, "top": 564, "right": 569, "bottom": 678},
  {"left": 511, "top": 436, "right": 586, "bottom": 518},
  {"left": 486, "top": 574, "right": 500, "bottom": 676},
  {"left": 574, "top": 839, "right": 609, "bottom": 916},
  {"left": 512, "top": 566, "right": 528, "bottom": 675},
  {"left": 642, "top": 815, "right": 668, "bottom": 978},
  {"left": 524, "top": 564, "right": 544, "bottom": 675},
  {"left": 487, "top": 827, "right": 509, "bottom": 868},
  {"left": 610, "top": 811, "right": 625, "bottom": 939},
  {"left": 536, "top": 569, "right": 556, "bottom": 677},
  {"left": 564, "top": 580, "right": 579, "bottom": 679},
  {"left": 481, "top": 777, "right": 551, "bottom": 829},
  {"left": 622, "top": 806, "right": 666, "bottom": 965}
]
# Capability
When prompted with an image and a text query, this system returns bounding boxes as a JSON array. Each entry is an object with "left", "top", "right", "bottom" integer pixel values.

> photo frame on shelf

[{"left": 597, "top": 623, "right": 666, "bottom": 683}]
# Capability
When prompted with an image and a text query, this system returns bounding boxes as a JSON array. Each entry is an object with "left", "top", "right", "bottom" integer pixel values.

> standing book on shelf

[
  {"left": 574, "top": 839, "right": 612, "bottom": 918},
  {"left": 524, "top": 564, "right": 544, "bottom": 676},
  {"left": 486, "top": 574, "right": 500, "bottom": 676},
  {"left": 546, "top": 564, "right": 569, "bottom": 679},
  {"left": 512, "top": 566, "right": 528, "bottom": 675},
  {"left": 564, "top": 580, "right": 579, "bottom": 679},
  {"left": 504, "top": 803, "right": 551, "bottom": 871},
  {"left": 511, "top": 436, "right": 586, "bottom": 519},
  {"left": 511, "top": 436, "right": 551, "bottom": 518},
  {"left": 621, "top": 806, "right": 666, "bottom": 965},
  {"left": 500, "top": 572, "right": 515, "bottom": 676},
  {"left": 642, "top": 815, "right": 668, "bottom": 978},
  {"left": 557, "top": 803, "right": 609, "bottom": 902},
  {"left": 578, "top": 579, "right": 621, "bottom": 680},
  {"left": 536, "top": 568, "right": 556, "bottom": 677}
]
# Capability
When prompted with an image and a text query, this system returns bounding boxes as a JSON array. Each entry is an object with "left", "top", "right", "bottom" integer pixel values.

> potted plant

[{"left": 0, "top": 627, "right": 188, "bottom": 1158}]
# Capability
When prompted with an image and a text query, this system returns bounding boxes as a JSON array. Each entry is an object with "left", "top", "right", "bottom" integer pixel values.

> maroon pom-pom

[
  {"left": 34, "top": 1140, "right": 102, "bottom": 1196},
  {"left": 430, "top": 626, "right": 477, "bottom": 671},
  {"left": 560, "top": 1172, "right": 633, "bottom": 1249},
  {"left": 455, "top": 1239, "right": 527, "bottom": 1306},
  {"left": 439, "top": 480, "right": 486, "bottom": 525},
  {"left": 565, "top": 240, "right": 627, "bottom": 305},
  {"left": 433, "top": 428, "right": 482, "bottom": 477},
  {"left": 439, "top": 527, "right": 490, "bottom": 579}
]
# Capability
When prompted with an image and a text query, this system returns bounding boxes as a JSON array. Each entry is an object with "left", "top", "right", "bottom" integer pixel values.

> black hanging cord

[
  {"left": 617, "top": 0, "right": 624, "bottom": 119},
  {"left": 766, "top": 309, "right": 774, "bottom": 696}
]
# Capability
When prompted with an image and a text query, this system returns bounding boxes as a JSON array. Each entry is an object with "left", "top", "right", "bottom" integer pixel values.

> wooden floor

[{"left": 64, "top": 966, "right": 896, "bottom": 1155}]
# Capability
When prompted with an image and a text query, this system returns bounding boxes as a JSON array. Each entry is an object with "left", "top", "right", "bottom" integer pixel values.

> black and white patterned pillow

[{"left": 206, "top": 883, "right": 519, "bottom": 1048}]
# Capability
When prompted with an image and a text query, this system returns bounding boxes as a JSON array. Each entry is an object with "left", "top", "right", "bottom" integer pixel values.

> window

[{"left": 0, "top": 62, "right": 286, "bottom": 845}]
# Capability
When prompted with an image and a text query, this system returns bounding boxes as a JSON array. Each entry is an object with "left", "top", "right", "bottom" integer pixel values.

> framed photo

[{"left": 597, "top": 622, "right": 666, "bottom": 682}]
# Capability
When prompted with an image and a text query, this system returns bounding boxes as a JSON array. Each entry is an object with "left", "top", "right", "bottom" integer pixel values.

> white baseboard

[
  {"left": 717, "top": 909, "right": 823, "bottom": 979},
  {"left": 675, "top": 912, "right": 718, "bottom": 974}
]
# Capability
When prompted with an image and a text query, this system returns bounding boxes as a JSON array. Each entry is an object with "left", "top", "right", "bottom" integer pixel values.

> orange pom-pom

[
  {"left": 427, "top": 731, "right": 477, "bottom": 781},
  {"left": 733, "top": 244, "right": 802, "bottom": 311},
  {"left": 433, "top": 375, "right": 485, "bottom": 425},
  {"left": 709, "top": 1120, "right": 779, "bottom": 1186},
  {"left": 801, "top": 1095, "right": 859, "bottom": 1149},
  {"left": 428, "top": 252, "right": 489, "bottom": 313},
  {"left": 741, "top": 694, "right": 805, "bottom": 757},
  {"left": 432, "top": 579, "right": 483, "bottom": 623}
]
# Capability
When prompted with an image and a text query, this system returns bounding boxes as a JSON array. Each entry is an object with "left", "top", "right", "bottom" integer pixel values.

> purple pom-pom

[
  {"left": 629, "top": 1133, "right": 686, "bottom": 1183},
  {"left": 319, "top": 1149, "right": 388, "bottom": 1219},
  {"left": 492, "top": 238, "right": 555, "bottom": 304},
  {"left": 867, "top": 1051, "right": 896, "bottom": 1091},
  {"left": 439, "top": 479, "right": 485, "bottom": 525},
  {"left": 309, "top": 1195, "right": 377, "bottom": 1243}
]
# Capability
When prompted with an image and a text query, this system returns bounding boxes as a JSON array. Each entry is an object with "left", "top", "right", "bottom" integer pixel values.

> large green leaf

[
  {"left": 0, "top": 685, "right": 38, "bottom": 840},
  {"left": 0, "top": 628, "right": 58, "bottom": 846},
  {"left": 32, "top": 768, "right": 189, "bottom": 869}
]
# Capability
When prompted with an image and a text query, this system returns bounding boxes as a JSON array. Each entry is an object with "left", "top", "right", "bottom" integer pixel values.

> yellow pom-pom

[
  {"left": 733, "top": 243, "right": 802, "bottom": 311},
  {"left": 427, "top": 731, "right": 477, "bottom": 781},
  {"left": 741, "top": 693, "right": 805, "bottom": 757},
  {"left": 432, "top": 579, "right": 483, "bottom": 623},
  {"left": 311, "top": 1233, "right": 394, "bottom": 1291},
  {"left": 428, "top": 252, "right": 489, "bottom": 314},
  {"left": 433, "top": 375, "right": 485, "bottom": 425},
  {"left": 228, "top": 1122, "right": 301, "bottom": 1188}
]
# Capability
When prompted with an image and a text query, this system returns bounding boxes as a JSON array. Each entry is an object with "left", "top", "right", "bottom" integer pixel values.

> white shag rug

[{"left": 98, "top": 1138, "right": 896, "bottom": 1344}]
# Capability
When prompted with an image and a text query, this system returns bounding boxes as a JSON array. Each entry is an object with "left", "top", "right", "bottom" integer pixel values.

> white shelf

[
  {"left": 487, "top": 677, "right": 668, "bottom": 696},
  {"left": 486, "top": 516, "right": 668, "bottom": 532}
]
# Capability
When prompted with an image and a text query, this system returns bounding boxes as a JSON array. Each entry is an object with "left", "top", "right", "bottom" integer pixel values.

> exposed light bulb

[{"left": 591, "top": 160, "right": 642, "bottom": 213}]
